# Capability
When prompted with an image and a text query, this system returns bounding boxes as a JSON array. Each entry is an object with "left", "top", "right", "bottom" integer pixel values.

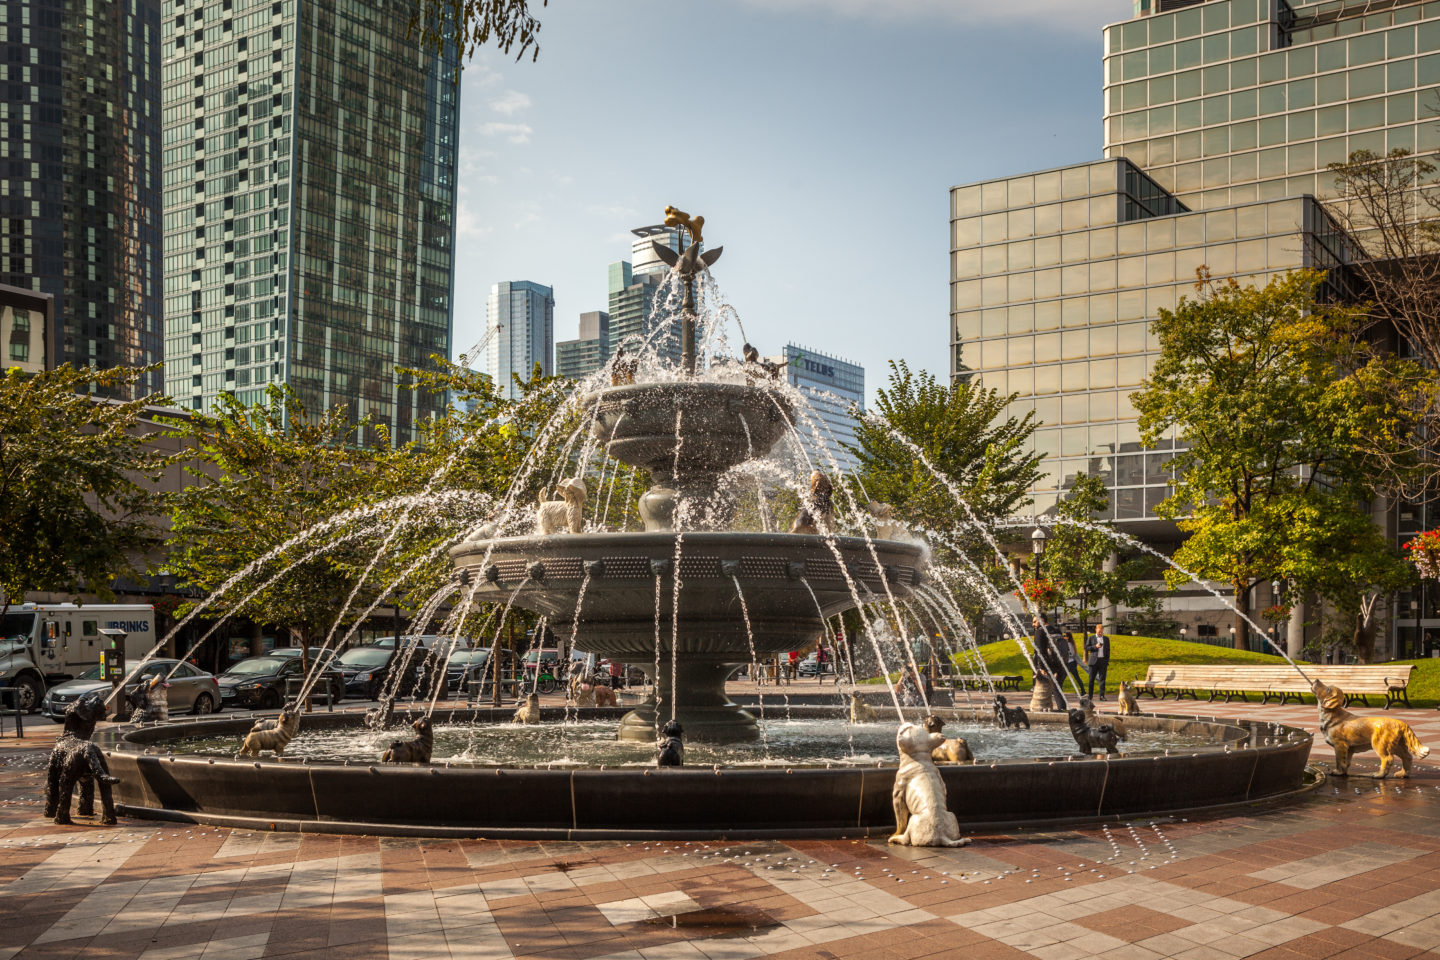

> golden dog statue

[{"left": 1313, "top": 679, "right": 1430, "bottom": 779}]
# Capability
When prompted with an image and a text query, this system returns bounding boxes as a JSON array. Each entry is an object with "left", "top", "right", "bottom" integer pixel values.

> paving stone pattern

[{"left": 1, "top": 700, "right": 1439, "bottom": 959}]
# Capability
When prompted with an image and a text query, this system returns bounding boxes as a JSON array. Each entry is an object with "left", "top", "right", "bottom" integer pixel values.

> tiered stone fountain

[{"left": 450, "top": 212, "right": 925, "bottom": 741}]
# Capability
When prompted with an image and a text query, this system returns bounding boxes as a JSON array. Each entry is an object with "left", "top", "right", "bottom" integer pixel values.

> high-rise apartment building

[
  {"left": 763, "top": 344, "right": 865, "bottom": 471},
  {"left": 605, "top": 225, "right": 687, "bottom": 366},
  {"left": 555, "top": 310, "right": 608, "bottom": 380},
  {"left": 951, "top": 0, "right": 1440, "bottom": 649},
  {"left": 485, "top": 280, "right": 554, "bottom": 399},
  {"left": 1, "top": 0, "right": 163, "bottom": 392},
  {"left": 159, "top": 0, "right": 459, "bottom": 443}
]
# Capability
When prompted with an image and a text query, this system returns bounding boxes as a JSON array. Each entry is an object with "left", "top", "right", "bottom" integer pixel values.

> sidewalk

[{"left": 1, "top": 701, "right": 1438, "bottom": 959}]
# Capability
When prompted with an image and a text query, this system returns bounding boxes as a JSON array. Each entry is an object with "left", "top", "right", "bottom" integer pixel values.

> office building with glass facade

[
  {"left": 485, "top": 280, "right": 553, "bottom": 399},
  {"left": 605, "top": 225, "right": 687, "bottom": 367},
  {"left": 951, "top": 0, "right": 1440, "bottom": 649},
  {"left": 159, "top": 0, "right": 459, "bottom": 443},
  {"left": 763, "top": 344, "right": 865, "bottom": 471},
  {"left": 555, "top": 309, "right": 608, "bottom": 380},
  {"left": 1, "top": 0, "right": 163, "bottom": 393}
]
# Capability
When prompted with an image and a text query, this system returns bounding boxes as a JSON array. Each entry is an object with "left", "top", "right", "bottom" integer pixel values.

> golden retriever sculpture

[
  {"left": 1314, "top": 679, "right": 1430, "bottom": 779},
  {"left": 924, "top": 715, "right": 973, "bottom": 764},
  {"left": 849, "top": 693, "right": 878, "bottom": 724},
  {"left": 514, "top": 692, "right": 542, "bottom": 725}
]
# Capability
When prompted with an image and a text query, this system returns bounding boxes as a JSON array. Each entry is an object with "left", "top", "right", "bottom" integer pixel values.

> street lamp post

[
  {"left": 1030, "top": 526, "right": 1047, "bottom": 581},
  {"left": 1180, "top": 627, "right": 1187, "bottom": 643}
]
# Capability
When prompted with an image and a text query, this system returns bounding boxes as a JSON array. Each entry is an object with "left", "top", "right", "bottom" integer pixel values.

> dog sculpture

[
  {"left": 1078, "top": 697, "right": 1127, "bottom": 741},
  {"left": 993, "top": 694, "right": 1029, "bottom": 730},
  {"left": 535, "top": 477, "right": 587, "bottom": 535},
  {"left": 45, "top": 694, "right": 117, "bottom": 826},
  {"left": 1117, "top": 680, "right": 1141, "bottom": 716},
  {"left": 609, "top": 346, "right": 637, "bottom": 386},
  {"left": 381, "top": 716, "right": 434, "bottom": 764},
  {"left": 656, "top": 719, "right": 684, "bottom": 766},
  {"left": 868, "top": 502, "right": 907, "bottom": 541},
  {"left": 1067, "top": 708, "right": 1121, "bottom": 755},
  {"left": 890, "top": 721, "right": 968, "bottom": 847},
  {"left": 129, "top": 675, "right": 169, "bottom": 722},
  {"left": 923, "top": 715, "right": 973, "bottom": 764},
  {"left": 568, "top": 673, "right": 597, "bottom": 708},
  {"left": 593, "top": 681, "right": 617, "bottom": 708},
  {"left": 741, "top": 342, "right": 783, "bottom": 380},
  {"left": 237, "top": 706, "right": 300, "bottom": 757},
  {"left": 1314, "top": 679, "right": 1431, "bottom": 778},
  {"left": 849, "top": 693, "right": 878, "bottom": 724},
  {"left": 790, "top": 471, "right": 834, "bottom": 535},
  {"left": 514, "top": 692, "right": 542, "bottom": 724}
]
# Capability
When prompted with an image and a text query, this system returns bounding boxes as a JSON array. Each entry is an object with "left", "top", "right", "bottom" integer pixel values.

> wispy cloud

[
  {"left": 489, "top": 90, "right": 532, "bottom": 115},
  {"left": 735, "top": 0, "right": 1130, "bottom": 34},
  {"left": 481, "top": 122, "right": 533, "bottom": 144},
  {"left": 455, "top": 201, "right": 492, "bottom": 238}
]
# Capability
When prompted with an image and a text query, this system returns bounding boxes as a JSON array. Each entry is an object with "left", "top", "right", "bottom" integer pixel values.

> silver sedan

[{"left": 41, "top": 659, "right": 222, "bottom": 722}]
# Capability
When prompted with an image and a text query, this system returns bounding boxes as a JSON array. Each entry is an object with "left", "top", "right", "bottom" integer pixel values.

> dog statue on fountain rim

[
  {"left": 514, "top": 692, "right": 542, "bottom": 724},
  {"left": 992, "top": 694, "right": 1029, "bottom": 730},
  {"left": 238, "top": 706, "right": 300, "bottom": 757},
  {"left": 849, "top": 693, "right": 878, "bottom": 724},
  {"left": 790, "top": 471, "right": 834, "bottom": 535},
  {"left": 656, "top": 719, "right": 685, "bottom": 766},
  {"left": 535, "top": 477, "right": 587, "bottom": 535},
  {"left": 381, "top": 716, "right": 434, "bottom": 764},
  {"left": 1117, "top": 680, "right": 1141, "bottom": 716},
  {"left": 890, "top": 721, "right": 968, "bottom": 847},
  {"left": 1067, "top": 708, "right": 1121, "bottom": 755},
  {"left": 1078, "top": 697, "right": 1127, "bottom": 741},
  {"left": 924, "top": 715, "right": 973, "bottom": 764}
]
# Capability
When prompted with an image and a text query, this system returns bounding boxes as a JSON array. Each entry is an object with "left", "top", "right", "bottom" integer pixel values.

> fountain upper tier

[{"left": 586, "top": 380, "right": 793, "bottom": 532}]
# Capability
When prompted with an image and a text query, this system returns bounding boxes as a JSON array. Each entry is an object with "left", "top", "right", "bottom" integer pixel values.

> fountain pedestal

[{"left": 617, "top": 660, "right": 757, "bottom": 742}]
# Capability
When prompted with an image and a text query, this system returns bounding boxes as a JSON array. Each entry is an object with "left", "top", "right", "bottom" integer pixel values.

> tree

[
  {"left": 847, "top": 360, "right": 1042, "bottom": 628},
  {"left": 1325, "top": 148, "right": 1440, "bottom": 495},
  {"left": 409, "top": 0, "right": 545, "bottom": 71},
  {"left": 1041, "top": 474, "right": 1158, "bottom": 634},
  {"left": 1133, "top": 269, "right": 1421, "bottom": 650},
  {"left": 0, "top": 365, "right": 169, "bottom": 613}
]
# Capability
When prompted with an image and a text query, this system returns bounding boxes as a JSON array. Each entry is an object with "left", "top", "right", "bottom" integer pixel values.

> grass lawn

[{"left": 953, "top": 636, "right": 1438, "bottom": 708}]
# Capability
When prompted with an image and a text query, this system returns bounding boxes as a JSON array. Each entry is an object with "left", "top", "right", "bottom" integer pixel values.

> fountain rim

[{"left": 97, "top": 707, "right": 1317, "bottom": 840}]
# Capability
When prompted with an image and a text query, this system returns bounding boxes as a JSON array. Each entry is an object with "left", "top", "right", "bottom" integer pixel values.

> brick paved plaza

[{"left": 1, "top": 699, "right": 1438, "bottom": 960}]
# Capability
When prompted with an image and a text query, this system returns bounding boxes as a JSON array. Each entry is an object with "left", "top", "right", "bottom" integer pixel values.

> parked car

[
  {"left": 334, "top": 644, "right": 448, "bottom": 700},
  {"left": 269, "top": 646, "right": 339, "bottom": 666},
  {"left": 372, "top": 635, "right": 472, "bottom": 652},
  {"left": 42, "top": 659, "right": 221, "bottom": 722},
  {"left": 217, "top": 654, "right": 345, "bottom": 710}
]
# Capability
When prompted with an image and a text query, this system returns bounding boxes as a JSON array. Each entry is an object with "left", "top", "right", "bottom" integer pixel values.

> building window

[
  {"left": 9, "top": 342, "right": 29, "bottom": 363},
  {"left": 11, "top": 309, "right": 29, "bottom": 333}
]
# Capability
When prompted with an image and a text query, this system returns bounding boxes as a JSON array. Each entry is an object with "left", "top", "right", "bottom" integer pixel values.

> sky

[{"left": 451, "top": 0, "right": 1134, "bottom": 404}]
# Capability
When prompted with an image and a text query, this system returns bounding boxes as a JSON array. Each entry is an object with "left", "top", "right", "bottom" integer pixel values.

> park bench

[
  {"left": 1131, "top": 663, "right": 1415, "bottom": 709},
  {"left": 942, "top": 673, "right": 1025, "bottom": 691}
]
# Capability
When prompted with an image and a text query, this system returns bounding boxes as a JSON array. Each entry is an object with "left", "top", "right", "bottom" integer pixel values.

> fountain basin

[
  {"left": 98, "top": 707, "right": 1314, "bottom": 839},
  {"left": 450, "top": 532, "right": 927, "bottom": 740}
]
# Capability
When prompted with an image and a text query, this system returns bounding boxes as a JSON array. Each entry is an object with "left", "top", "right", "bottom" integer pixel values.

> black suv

[
  {"left": 217, "top": 654, "right": 346, "bottom": 710},
  {"left": 335, "top": 644, "right": 449, "bottom": 701}
]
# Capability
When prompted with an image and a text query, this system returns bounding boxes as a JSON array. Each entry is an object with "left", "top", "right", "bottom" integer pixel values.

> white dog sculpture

[
  {"left": 890, "top": 721, "right": 969, "bottom": 847},
  {"left": 535, "top": 478, "right": 587, "bottom": 535}
]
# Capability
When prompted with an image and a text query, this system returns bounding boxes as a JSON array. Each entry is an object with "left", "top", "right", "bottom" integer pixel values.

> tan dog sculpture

[
  {"left": 890, "top": 721, "right": 969, "bottom": 847},
  {"left": 514, "top": 692, "right": 542, "bottom": 725},
  {"left": 1314, "top": 679, "right": 1430, "bottom": 778},
  {"left": 1117, "top": 679, "right": 1141, "bottom": 716},
  {"left": 924, "top": 715, "right": 973, "bottom": 764},
  {"left": 238, "top": 706, "right": 300, "bottom": 757},
  {"left": 536, "top": 478, "right": 586, "bottom": 535},
  {"left": 849, "top": 693, "right": 878, "bottom": 724}
]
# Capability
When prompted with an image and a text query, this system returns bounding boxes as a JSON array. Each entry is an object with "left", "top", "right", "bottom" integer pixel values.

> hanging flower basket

[
  {"left": 1259, "top": 604, "right": 1290, "bottom": 623},
  {"left": 1017, "top": 577, "right": 1060, "bottom": 609},
  {"left": 1405, "top": 529, "right": 1440, "bottom": 580},
  {"left": 152, "top": 594, "right": 185, "bottom": 619}
]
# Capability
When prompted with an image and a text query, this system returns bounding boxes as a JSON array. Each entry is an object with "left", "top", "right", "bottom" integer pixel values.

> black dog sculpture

[
  {"left": 381, "top": 716, "right": 434, "bottom": 763},
  {"left": 656, "top": 719, "right": 684, "bottom": 767},
  {"left": 993, "top": 695, "right": 1029, "bottom": 730},
  {"left": 45, "top": 694, "right": 118, "bottom": 826},
  {"left": 1067, "top": 708, "right": 1121, "bottom": 755}
]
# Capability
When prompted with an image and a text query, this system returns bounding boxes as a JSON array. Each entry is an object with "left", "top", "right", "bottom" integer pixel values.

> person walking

[{"left": 1085, "top": 623, "right": 1111, "bottom": 700}]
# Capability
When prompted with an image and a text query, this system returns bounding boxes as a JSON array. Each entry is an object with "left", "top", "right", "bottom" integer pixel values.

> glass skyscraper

[
  {"left": 1, "top": 0, "right": 163, "bottom": 393},
  {"left": 159, "top": 0, "right": 459, "bottom": 443},
  {"left": 762, "top": 344, "right": 865, "bottom": 472},
  {"left": 485, "top": 280, "right": 553, "bottom": 400}
]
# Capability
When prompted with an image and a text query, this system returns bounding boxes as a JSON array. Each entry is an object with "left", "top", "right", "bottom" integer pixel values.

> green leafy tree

[
  {"left": 1042, "top": 474, "right": 1158, "bottom": 634},
  {"left": 1133, "top": 269, "right": 1421, "bottom": 650},
  {"left": 0, "top": 365, "right": 169, "bottom": 613},
  {"left": 410, "top": 0, "right": 546, "bottom": 72},
  {"left": 847, "top": 360, "right": 1042, "bottom": 629}
]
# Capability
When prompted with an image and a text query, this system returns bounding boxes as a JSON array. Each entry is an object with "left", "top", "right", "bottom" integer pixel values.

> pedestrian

[
  {"left": 1085, "top": 623, "right": 1111, "bottom": 699},
  {"left": 787, "top": 650, "right": 799, "bottom": 683},
  {"left": 608, "top": 658, "right": 624, "bottom": 690},
  {"left": 1059, "top": 630, "right": 1085, "bottom": 691}
]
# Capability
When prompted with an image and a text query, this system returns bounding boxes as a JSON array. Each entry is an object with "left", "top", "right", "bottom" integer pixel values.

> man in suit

[{"left": 1085, "top": 623, "right": 1111, "bottom": 700}]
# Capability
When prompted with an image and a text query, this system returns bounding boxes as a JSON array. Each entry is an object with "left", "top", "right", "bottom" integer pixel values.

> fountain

[{"left": 91, "top": 209, "right": 1317, "bottom": 838}]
